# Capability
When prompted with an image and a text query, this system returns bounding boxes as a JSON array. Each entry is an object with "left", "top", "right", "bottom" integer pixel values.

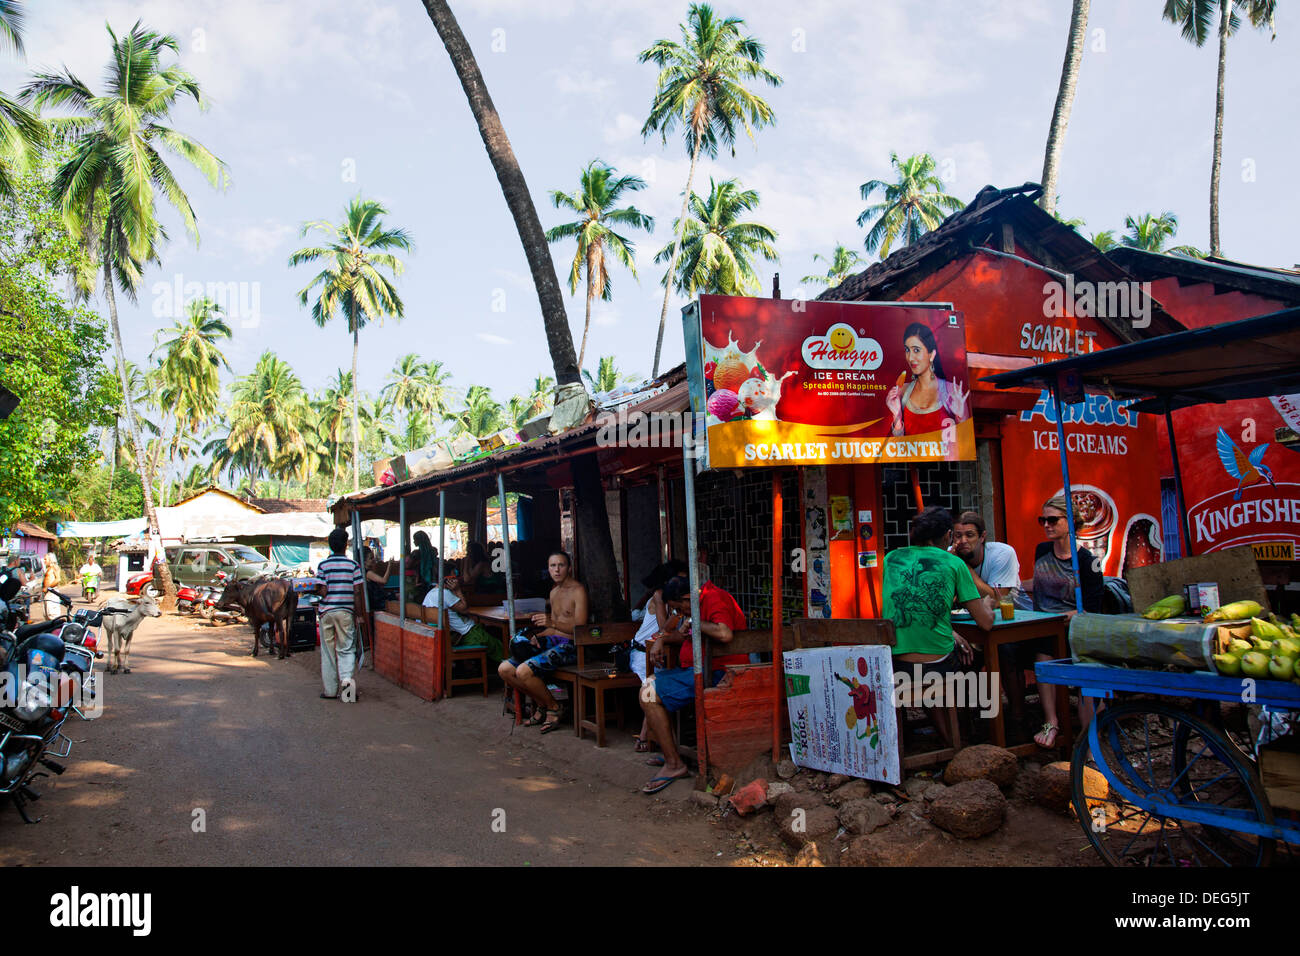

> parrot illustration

[{"left": 1215, "top": 428, "right": 1276, "bottom": 501}]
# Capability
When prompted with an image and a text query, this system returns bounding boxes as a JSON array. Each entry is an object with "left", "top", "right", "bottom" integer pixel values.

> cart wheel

[{"left": 1072, "top": 700, "right": 1275, "bottom": 867}]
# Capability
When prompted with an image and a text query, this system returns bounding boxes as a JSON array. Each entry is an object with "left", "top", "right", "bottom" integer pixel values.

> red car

[{"left": 125, "top": 570, "right": 159, "bottom": 598}]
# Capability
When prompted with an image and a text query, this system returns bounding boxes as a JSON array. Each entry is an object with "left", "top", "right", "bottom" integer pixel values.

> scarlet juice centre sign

[{"left": 683, "top": 296, "right": 975, "bottom": 468}]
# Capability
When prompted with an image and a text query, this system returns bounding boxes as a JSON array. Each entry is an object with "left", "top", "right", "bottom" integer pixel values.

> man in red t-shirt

[{"left": 638, "top": 573, "right": 746, "bottom": 794}]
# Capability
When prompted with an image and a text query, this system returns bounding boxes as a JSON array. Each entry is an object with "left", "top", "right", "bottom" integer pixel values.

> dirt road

[{"left": 0, "top": 607, "right": 732, "bottom": 866}]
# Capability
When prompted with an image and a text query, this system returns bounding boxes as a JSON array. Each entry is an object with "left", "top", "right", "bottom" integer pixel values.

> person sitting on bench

[
  {"left": 637, "top": 570, "right": 746, "bottom": 794},
  {"left": 497, "top": 550, "right": 588, "bottom": 733}
]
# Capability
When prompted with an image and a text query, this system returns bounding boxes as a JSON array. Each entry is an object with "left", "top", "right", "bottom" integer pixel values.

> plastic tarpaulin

[
  {"left": 271, "top": 540, "right": 309, "bottom": 566},
  {"left": 1068, "top": 612, "right": 1220, "bottom": 670},
  {"left": 57, "top": 518, "right": 148, "bottom": 538}
]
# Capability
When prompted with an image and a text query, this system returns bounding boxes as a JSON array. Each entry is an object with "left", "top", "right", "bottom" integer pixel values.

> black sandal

[
  {"left": 524, "top": 705, "right": 548, "bottom": 727},
  {"left": 539, "top": 707, "right": 565, "bottom": 734}
]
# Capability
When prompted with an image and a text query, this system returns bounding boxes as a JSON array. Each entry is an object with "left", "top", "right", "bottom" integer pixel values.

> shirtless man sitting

[{"left": 497, "top": 550, "right": 589, "bottom": 733}]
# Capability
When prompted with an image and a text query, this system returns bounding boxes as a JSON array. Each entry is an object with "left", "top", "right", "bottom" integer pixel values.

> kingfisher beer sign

[{"left": 683, "top": 296, "right": 975, "bottom": 468}]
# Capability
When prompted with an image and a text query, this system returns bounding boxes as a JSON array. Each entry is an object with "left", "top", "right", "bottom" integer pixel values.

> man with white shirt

[
  {"left": 422, "top": 573, "right": 503, "bottom": 664},
  {"left": 952, "top": 511, "right": 1020, "bottom": 599}
]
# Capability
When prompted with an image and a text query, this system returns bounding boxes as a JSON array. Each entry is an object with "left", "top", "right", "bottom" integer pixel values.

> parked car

[{"left": 126, "top": 544, "right": 278, "bottom": 596}]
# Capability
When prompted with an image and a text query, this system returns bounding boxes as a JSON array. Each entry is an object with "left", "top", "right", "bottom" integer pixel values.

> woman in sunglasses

[{"left": 1018, "top": 495, "right": 1104, "bottom": 748}]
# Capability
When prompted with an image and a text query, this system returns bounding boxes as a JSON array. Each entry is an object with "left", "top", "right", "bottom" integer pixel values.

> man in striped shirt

[{"left": 315, "top": 527, "right": 364, "bottom": 702}]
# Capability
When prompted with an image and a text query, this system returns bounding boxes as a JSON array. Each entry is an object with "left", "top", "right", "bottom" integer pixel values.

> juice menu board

[{"left": 683, "top": 295, "right": 974, "bottom": 468}]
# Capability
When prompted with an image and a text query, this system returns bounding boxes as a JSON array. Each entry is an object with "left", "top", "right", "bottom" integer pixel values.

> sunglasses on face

[{"left": 1037, "top": 516, "right": 1064, "bottom": 526}]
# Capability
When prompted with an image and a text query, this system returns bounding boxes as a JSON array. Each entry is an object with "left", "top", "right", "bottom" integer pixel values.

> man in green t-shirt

[{"left": 883, "top": 506, "right": 994, "bottom": 747}]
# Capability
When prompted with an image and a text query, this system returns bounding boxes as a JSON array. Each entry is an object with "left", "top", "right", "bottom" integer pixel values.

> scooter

[
  {"left": 80, "top": 575, "right": 98, "bottom": 603},
  {"left": 175, "top": 583, "right": 202, "bottom": 614},
  {"left": 198, "top": 572, "right": 244, "bottom": 625}
]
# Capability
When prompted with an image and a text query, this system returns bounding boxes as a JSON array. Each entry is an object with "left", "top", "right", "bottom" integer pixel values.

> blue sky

[{"left": 4, "top": 0, "right": 1297, "bottom": 416}]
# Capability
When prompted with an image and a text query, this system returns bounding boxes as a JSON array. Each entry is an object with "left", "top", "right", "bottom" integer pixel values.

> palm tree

[
  {"left": 1162, "top": 0, "right": 1276, "bottom": 257},
  {"left": 582, "top": 356, "right": 635, "bottom": 395},
  {"left": 527, "top": 374, "right": 555, "bottom": 418},
  {"left": 24, "top": 21, "right": 228, "bottom": 605},
  {"left": 1039, "top": 0, "right": 1091, "bottom": 216},
  {"left": 455, "top": 385, "right": 505, "bottom": 438},
  {"left": 382, "top": 354, "right": 457, "bottom": 451},
  {"left": 801, "top": 244, "right": 864, "bottom": 289},
  {"left": 639, "top": 3, "right": 782, "bottom": 378},
  {"left": 1090, "top": 230, "right": 1118, "bottom": 252},
  {"left": 420, "top": 0, "right": 626, "bottom": 621},
  {"left": 545, "top": 160, "right": 654, "bottom": 371},
  {"left": 0, "top": 1, "right": 43, "bottom": 200},
  {"left": 152, "top": 296, "right": 231, "bottom": 477},
  {"left": 655, "top": 177, "right": 778, "bottom": 298},
  {"left": 224, "top": 351, "right": 309, "bottom": 496},
  {"left": 317, "top": 369, "right": 355, "bottom": 496},
  {"left": 1120, "top": 212, "right": 1204, "bottom": 257},
  {"left": 288, "top": 195, "right": 412, "bottom": 493},
  {"left": 857, "top": 152, "right": 964, "bottom": 259}
]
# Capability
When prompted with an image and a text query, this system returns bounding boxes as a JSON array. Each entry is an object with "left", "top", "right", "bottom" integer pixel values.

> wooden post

[
  {"left": 683, "top": 440, "right": 706, "bottom": 780},
  {"left": 398, "top": 496, "right": 407, "bottom": 628},
  {"left": 771, "top": 469, "right": 784, "bottom": 764}
]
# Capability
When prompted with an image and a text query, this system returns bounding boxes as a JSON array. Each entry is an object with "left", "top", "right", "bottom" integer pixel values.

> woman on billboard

[{"left": 886, "top": 322, "right": 968, "bottom": 436}]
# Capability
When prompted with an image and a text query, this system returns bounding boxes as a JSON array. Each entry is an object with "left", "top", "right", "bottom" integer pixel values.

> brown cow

[{"left": 217, "top": 577, "right": 298, "bottom": 659}]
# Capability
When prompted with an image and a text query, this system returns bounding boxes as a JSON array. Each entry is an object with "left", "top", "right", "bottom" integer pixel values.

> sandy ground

[{"left": 0, "top": 597, "right": 735, "bottom": 866}]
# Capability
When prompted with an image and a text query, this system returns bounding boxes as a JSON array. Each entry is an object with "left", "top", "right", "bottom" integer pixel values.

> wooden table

[
  {"left": 465, "top": 605, "right": 539, "bottom": 725},
  {"left": 952, "top": 609, "right": 1072, "bottom": 757}
]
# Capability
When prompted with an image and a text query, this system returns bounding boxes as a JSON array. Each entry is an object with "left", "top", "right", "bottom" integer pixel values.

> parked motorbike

[
  {"left": 198, "top": 571, "right": 244, "bottom": 625},
  {"left": 176, "top": 582, "right": 202, "bottom": 614}
]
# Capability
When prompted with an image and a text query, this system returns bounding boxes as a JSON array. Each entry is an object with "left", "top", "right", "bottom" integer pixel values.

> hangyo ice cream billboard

[{"left": 683, "top": 295, "right": 975, "bottom": 468}]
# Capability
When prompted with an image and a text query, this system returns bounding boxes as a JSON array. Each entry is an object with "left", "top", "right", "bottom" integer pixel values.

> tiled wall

[{"left": 695, "top": 469, "right": 803, "bottom": 628}]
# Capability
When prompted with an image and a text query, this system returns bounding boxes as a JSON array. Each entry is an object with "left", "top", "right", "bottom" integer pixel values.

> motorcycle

[
  {"left": 80, "top": 574, "right": 98, "bottom": 603},
  {"left": 198, "top": 571, "right": 244, "bottom": 625},
  {"left": 176, "top": 582, "right": 202, "bottom": 614}
]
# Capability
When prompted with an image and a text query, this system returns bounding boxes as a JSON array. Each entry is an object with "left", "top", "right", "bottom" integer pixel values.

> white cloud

[
  {"left": 231, "top": 220, "right": 294, "bottom": 266},
  {"left": 477, "top": 333, "right": 513, "bottom": 346}
]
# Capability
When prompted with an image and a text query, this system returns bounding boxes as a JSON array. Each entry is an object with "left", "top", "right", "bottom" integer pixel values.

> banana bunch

[
  {"left": 1202, "top": 600, "right": 1263, "bottom": 623},
  {"left": 1140, "top": 594, "right": 1186, "bottom": 620}
]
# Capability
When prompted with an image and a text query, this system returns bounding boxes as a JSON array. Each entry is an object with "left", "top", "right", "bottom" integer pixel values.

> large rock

[
  {"left": 838, "top": 798, "right": 892, "bottom": 835},
  {"left": 903, "top": 775, "right": 937, "bottom": 800},
  {"left": 766, "top": 781, "right": 794, "bottom": 803},
  {"left": 779, "top": 804, "right": 840, "bottom": 848},
  {"left": 1036, "top": 760, "right": 1108, "bottom": 814},
  {"left": 943, "top": 745, "right": 1019, "bottom": 790},
  {"left": 690, "top": 791, "right": 719, "bottom": 810},
  {"left": 828, "top": 779, "right": 871, "bottom": 806},
  {"left": 841, "top": 814, "right": 945, "bottom": 866},
  {"left": 773, "top": 789, "right": 826, "bottom": 821},
  {"left": 928, "top": 779, "right": 1007, "bottom": 838},
  {"left": 825, "top": 773, "right": 852, "bottom": 791},
  {"left": 777, "top": 759, "right": 798, "bottom": 780},
  {"left": 922, "top": 783, "right": 948, "bottom": 802}
]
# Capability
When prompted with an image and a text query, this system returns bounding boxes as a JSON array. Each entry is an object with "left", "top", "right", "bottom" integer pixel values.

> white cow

[{"left": 102, "top": 593, "right": 162, "bottom": 674}]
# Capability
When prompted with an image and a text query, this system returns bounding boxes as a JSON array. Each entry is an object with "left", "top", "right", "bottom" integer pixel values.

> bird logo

[{"left": 1216, "top": 427, "right": 1276, "bottom": 501}]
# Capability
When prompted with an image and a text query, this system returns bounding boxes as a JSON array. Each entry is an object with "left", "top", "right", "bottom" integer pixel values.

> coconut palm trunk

[
  {"left": 1210, "top": 0, "right": 1229, "bottom": 256},
  {"left": 652, "top": 136, "right": 702, "bottom": 378},
  {"left": 103, "top": 261, "right": 177, "bottom": 607},
  {"left": 580, "top": 246, "right": 597, "bottom": 371},
  {"left": 421, "top": 0, "right": 624, "bottom": 620},
  {"left": 1039, "top": 0, "right": 1090, "bottom": 216},
  {"left": 351, "top": 299, "right": 361, "bottom": 492}
]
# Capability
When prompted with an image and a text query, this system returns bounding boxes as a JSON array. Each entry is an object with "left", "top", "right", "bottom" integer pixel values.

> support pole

[
  {"left": 437, "top": 490, "right": 446, "bottom": 631},
  {"left": 497, "top": 473, "right": 516, "bottom": 650},
  {"left": 352, "top": 510, "right": 368, "bottom": 668},
  {"left": 683, "top": 440, "right": 706, "bottom": 780},
  {"left": 771, "top": 469, "right": 784, "bottom": 764},
  {"left": 1050, "top": 384, "right": 1085, "bottom": 613},
  {"left": 657, "top": 464, "right": 670, "bottom": 563},
  {"left": 1164, "top": 400, "right": 1194, "bottom": 558},
  {"left": 398, "top": 497, "right": 407, "bottom": 628}
]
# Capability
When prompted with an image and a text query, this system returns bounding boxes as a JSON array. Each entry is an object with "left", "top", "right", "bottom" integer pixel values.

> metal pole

[
  {"left": 771, "top": 469, "right": 783, "bottom": 764},
  {"left": 398, "top": 497, "right": 407, "bottom": 628},
  {"left": 437, "top": 490, "right": 446, "bottom": 631},
  {"left": 352, "top": 510, "right": 368, "bottom": 668},
  {"left": 657, "top": 464, "right": 670, "bottom": 562},
  {"left": 1164, "top": 400, "right": 1194, "bottom": 558},
  {"left": 1050, "top": 384, "right": 1085, "bottom": 613},
  {"left": 497, "top": 473, "right": 516, "bottom": 644},
  {"left": 682, "top": 440, "right": 706, "bottom": 779}
]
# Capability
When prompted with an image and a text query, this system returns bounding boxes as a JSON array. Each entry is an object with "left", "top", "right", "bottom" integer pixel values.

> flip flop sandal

[
  {"left": 642, "top": 774, "right": 686, "bottom": 795},
  {"left": 645, "top": 755, "right": 666, "bottom": 767},
  {"left": 633, "top": 736, "right": 655, "bottom": 753}
]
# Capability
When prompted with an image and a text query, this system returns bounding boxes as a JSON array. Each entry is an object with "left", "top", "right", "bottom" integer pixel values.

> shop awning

[{"left": 980, "top": 305, "right": 1300, "bottom": 412}]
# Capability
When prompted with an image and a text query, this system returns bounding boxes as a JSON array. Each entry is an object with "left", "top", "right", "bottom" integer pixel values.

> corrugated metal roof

[{"left": 1105, "top": 247, "right": 1300, "bottom": 305}]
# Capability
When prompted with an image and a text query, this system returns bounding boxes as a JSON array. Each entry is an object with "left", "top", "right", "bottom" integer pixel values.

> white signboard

[{"left": 782, "top": 644, "right": 899, "bottom": 785}]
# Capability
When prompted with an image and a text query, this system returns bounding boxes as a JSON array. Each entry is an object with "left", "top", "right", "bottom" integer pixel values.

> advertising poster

[
  {"left": 1001, "top": 390, "right": 1164, "bottom": 577},
  {"left": 783, "top": 645, "right": 899, "bottom": 785},
  {"left": 684, "top": 295, "right": 974, "bottom": 468},
  {"left": 1168, "top": 397, "right": 1300, "bottom": 558}
]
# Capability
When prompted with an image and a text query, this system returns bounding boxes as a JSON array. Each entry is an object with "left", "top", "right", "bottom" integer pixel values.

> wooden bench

[{"left": 565, "top": 623, "right": 642, "bottom": 747}]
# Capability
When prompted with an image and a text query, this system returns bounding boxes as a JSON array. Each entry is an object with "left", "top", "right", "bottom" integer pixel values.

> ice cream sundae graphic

[
  {"left": 702, "top": 330, "right": 794, "bottom": 425},
  {"left": 1056, "top": 485, "right": 1117, "bottom": 569}
]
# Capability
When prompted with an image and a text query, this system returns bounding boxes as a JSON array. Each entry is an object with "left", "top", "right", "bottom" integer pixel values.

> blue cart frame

[{"left": 1037, "top": 659, "right": 1300, "bottom": 861}]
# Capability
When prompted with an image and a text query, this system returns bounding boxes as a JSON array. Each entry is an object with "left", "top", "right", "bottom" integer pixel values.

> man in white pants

[{"left": 315, "top": 528, "right": 364, "bottom": 702}]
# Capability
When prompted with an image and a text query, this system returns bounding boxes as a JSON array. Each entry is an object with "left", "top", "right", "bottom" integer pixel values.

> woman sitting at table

[
  {"left": 406, "top": 531, "right": 438, "bottom": 601},
  {"left": 883, "top": 506, "right": 995, "bottom": 749},
  {"left": 1014, "top": 495, "right": 1105, "bottom": 749}
]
